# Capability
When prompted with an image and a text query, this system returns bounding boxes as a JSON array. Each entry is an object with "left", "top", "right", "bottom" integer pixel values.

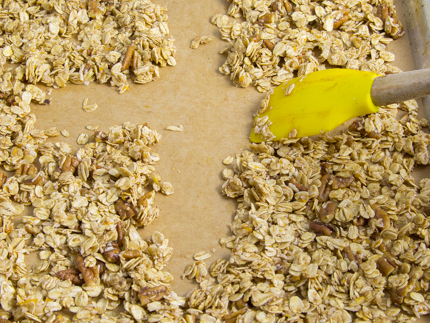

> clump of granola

[
  {"left": 212, "top": 0, "right": 404, "bottom": 91},
  {"left": 180, "top": 98, "right": 430, "bottom": 323},
  {"left": 0, "top": 0, "right": 176, "bottom": 94},
  {"left": 0, "top": 87, "right": 183, "bottom": 321}
]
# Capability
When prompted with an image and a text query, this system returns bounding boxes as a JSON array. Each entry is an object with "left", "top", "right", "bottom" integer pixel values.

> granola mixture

[
  {"left": 0, "top": 91, "right": 182, "bottom": 321},
  {"left": 186, "top": 100, "right": 430, "bottom": 323},
  {"left": 212, "top": 0, "right": 404, "bottom": 92},
  {"left": 0, "top": 0, "right": 176, "bottom": 94},
  {"left": 1, "top": 0, "right": 430, "bottom": 322}
]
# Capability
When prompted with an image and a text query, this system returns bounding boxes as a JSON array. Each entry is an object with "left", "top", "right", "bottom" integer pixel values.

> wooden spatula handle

[{"left": 371, "top": 68, "right": 430, "bottom": 106}]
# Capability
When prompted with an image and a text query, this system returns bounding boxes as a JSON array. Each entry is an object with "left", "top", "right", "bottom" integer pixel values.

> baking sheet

[{"left": 27, "top": 0, "right": 430, "bottom": 321}]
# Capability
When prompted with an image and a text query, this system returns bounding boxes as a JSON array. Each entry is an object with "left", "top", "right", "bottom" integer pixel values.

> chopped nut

[
  {"left": 115, "top": 200, "right": 136, "bottom": 220},
  {"left": 376, "top": 256, "right": 395, "bottom": 277},
  {"left": 309, "top": 222, "right": 333, "bottom": 236},
  {"left": 103, "top": 242, "right": 121, "bottom": 264},
  {"left": 75, "top": 254, "right": 98, "bottom": 285},
  {"left": 62, "top": 156, "right": 80, "bottom": 173},
  {"left": 122, "top": 250, "right": 142, "bottom": 259},
  {"left": 288, "top": 178, "right": 308, "bottom": 191},
  {"left": 56, "top": 268, "right": 84, "bottom": 285},
  {"left": 138, "top": 285, "right": 168, "bottom": 306},
  {"left": 372, "top": 205, "right": 391, "bottom": 229},
  {"left": 15, "top": 164, "right": 37, "bottom": 176},
  {"left": 222, "top": 308, "right": 248, "bottom": 322},
  {"left": 390, "top": 286, "right": 408, "bottom": 304},
  {"left": 116, "top": 221, "right": 124, "bottom": 248},
  {"left": 318, "top": 202, "right": 336, "bottom": 222},
  {"left": 332, "top": 176, "right": 354, "bottom": 189},
  {"left": 318, "top": 174, "right": 332, "bottom": 202},
  {"left": 121, "top": 45, "right": 135, "bottom": 72}
]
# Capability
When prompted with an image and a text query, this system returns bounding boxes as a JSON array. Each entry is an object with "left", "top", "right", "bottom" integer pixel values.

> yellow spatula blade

[{"left": 250, "top": 69, "right": 380, "bottom": 143}]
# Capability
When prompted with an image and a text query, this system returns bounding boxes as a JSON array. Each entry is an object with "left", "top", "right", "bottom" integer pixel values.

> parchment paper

[{"left": 28, "top": 0, "right": 430, "bottom": 321}]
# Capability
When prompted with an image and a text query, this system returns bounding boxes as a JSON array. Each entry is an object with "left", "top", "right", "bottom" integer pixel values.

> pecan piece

[
  {"left": 15, "top": 163, "right": 37, "bottom": 176},
  {"left": 378, "top": 242, "right": 397, "bottom": 268},
  {"left": 23, "top": 173, "right": 46, "bottom": 186},
  {"left": 390, "top": 286, "right": 408, "bottom": 304},
  {"left": 137, "top": 190, "right": 155, "bottom": 207},
  {"left": 62, "top": 156, "right": 79, "bottom": 173},
  {"left": 333, "top": 12, "right": 350, "bottom": 29},
  {"left": 320, "top": 163, "right": 333, "bottom": 175},
  {"left": 122, "top": 250, "right": 142, "bottom": 259},
  {"left": 309, "top": 222, "right": 333, "bottom": 236},
  {"left": 222, "top": 308, "right": 248, "bottom": 323},
  {"left": 263, "top": 39, "right": 274, "bottom": 51},
  {"left": 121, "top": 45, "right": 135, "bottom": 72},
  {"left": 332, "top": 176, "right": 354, "bottom": 189},
  {"left": 115, "top": 199, "right": 136, "bottom": 220},
  {"left": 353, "top": 217, "right": 367, "bottom": 226},
  {"left": 376, "top": 256, "right": 395, "bottom": 277},
  {"left": 343, "top": 246, "right": 355, "bottom": 262},
  {"left": 318, "top": 202, "right": 336, "bottom": 222},
  {"left": 288, "top": 178, "right": 308, "bottom": 191},
  {"left": 75, "top": 254, "right": 98, "bottom": 285},
  {"left": 6, "top": 95, "right": 15, "bottom": 106},
  {"left": 345, "top": 136, "right": 354, "bottom": 147},
  {"left": 138, "top": 285, "right": 168, "bottom": 306},
  {"left": 56, "top": 268, "right": 84, "bottom": 285},
  {"left": 372, "top": 206, "right": 390, "bottom": 229},
  {"left": 104, "top": 242, "right": 121, "bottom": 263},
  {"left": 366, "top": 131, "right": 382, "bottom": 139},
  {"left": 318, "top": 174, "right": 332, "bottom": 202},
  {"left": 282, "top": 0, "right": 293, "bottom": 13},
  {"left": 116, "top": 221, "right": 124, "bottom": 248}
]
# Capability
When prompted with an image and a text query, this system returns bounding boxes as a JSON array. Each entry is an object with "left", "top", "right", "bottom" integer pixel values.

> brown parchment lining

[{"left": 21, "top": 0, "right": 430, "bottom": 321}]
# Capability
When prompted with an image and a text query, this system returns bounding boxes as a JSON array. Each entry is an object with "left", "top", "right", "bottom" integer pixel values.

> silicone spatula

[{"left": 249, "top": 68, "right": 430, "bottom": 143}]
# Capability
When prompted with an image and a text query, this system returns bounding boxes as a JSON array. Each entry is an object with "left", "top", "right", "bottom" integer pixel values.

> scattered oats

[
  {"left": 161, "top": 182, "right": 174, "bottom": 195},
  {"left": 60, "top": 129, "right": 70, "bottom": 137},
  {"left": 210, "top": 248, "right": 216, "bottom": 253},
  {"left": 76, "top": 133, "right": 90, "bottom": 145},
  {"left": 222, "top": 168, "right": 234, "bottom": 179},
  {"left": 283, "top": 83, "right": 296, "bottom": 96},
  {"left": 193, "top": 251, "right": 211, "bottom": 261},
  {"left": 83, "top": 103, "right": 98, "bottom": 112},
  {"left": 44, "top": 127, "right": 59, "bottom": 137},
  {"left": 223, "top": 156, "right": 234, "bottom": 165},
  {"left": 289, "top": 128, "right": 298, "bottom": 138},
  {"left": 86, "top": 125, "right": 99, "bottom": 131},
  {"left": 82, "top": 98, "right": 99, "bottom": 112},
  {"left": 191, "top": 36, "right": 215, "bottom": 49},
  {"left": 166, "top": 125, "right": 183, "bottom": 132}
]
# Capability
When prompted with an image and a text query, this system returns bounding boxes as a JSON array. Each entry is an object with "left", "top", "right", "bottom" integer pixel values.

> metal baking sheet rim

[{"left": 400, "top": 0, "right": 430, "bottom": 119}]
